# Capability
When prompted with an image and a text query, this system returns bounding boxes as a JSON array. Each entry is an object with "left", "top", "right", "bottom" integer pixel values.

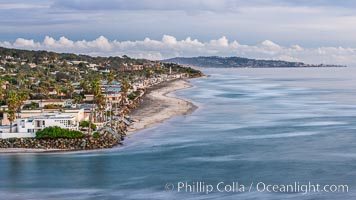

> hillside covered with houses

[{"left": 0, "top": 47, "right": 203, "bottom": 148}]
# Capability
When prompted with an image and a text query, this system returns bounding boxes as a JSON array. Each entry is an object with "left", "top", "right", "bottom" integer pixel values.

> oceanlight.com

[{"left": 164, "top": 181, "right": 349, "bottom": 194}]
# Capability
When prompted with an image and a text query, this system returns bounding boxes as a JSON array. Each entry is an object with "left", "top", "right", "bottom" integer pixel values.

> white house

[
  {"left": 29, "top": 63, "right": 37, "bottom": 68},
  {"left": 71, "top": 61, "right": 88, "bottom": 65},
  {"left": 16, "top": 114, "right": 79, "bottom": 134},
  {"left": 0, "top": 113, "right": 79, "bottom": 139},
  {"left": 1, "top": 108, "right": 85, "bottom": 126}
]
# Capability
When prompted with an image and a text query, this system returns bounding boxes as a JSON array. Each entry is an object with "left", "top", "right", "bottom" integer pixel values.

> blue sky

[{"left": 1, "top": 0, "right": 356, "bottom": 65}]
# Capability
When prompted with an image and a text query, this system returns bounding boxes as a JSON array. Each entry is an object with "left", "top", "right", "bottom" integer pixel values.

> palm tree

[
  {"left": 53, "top": 83, "right": 61, "bottom": 99},
  {"left": 119, "top": 79, "right": 131, "bottom": 117},
  {"left": 7, "top": 111, "right": 16, "bottom": 133},
  {"left": 95, "top": 94, "right": 106, "bottom": 122},
  {"left": 65, "top": 81, "right": 75, "bottom": 99},
  {"left": 107, "top": 73, "right": 115, "bottom": 84},
  {"left": 15, "top": 90, "right": 30, "bottom": 118},
  {"left": 120, "top": 79, "right": 130, "bottom": 106},
  {"left": 39, "top": 80, "right": 50, "bottom": 100},
  {"left": 40, "top": 86, "right": 49, "bottom": 100},
  {"left": 6, "top": 92, "right": 19, "bottom": 133},
  {"left": 0, "top": 80, "right": 4, "bottom": 102},
  {"left": 105, "top": 73, "right": 115, "bottom": 124},
  {"left": 69, "top": 85, "right": 75, "bottom": 99},
  {"left": 74, "top": 96, "right": 83, "bottom": 104},
  {"left": 80, "top": 80, "right": 89, "bottom": 94},
  {"left": 23, "top": 79, "right": 33, "bottom": 90},
  {"left": 91, "top": 79, "right": 101, "bottom": 97},
  {"left": 88, "top": 79, "right": 101, "bottom": 134},
  {"left": 17, "top": 72, "right": 25, "bottom": 87}
]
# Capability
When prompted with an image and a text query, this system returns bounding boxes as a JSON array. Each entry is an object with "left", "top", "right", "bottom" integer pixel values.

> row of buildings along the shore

[{"left": 0, "top": 58, "right": 189, "bottom": 139}]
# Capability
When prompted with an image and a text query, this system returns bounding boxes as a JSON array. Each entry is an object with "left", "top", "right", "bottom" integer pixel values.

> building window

[
  {"left": 20, "top": 120, "right": 25, "bottom": 128},
  {"left": 36, "top": 121, "right": 41, "bottom": 128}
]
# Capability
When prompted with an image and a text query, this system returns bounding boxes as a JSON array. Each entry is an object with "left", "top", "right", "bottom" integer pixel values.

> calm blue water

[{"left": 2, "top": 68, "right": 356, "bottom": 200}]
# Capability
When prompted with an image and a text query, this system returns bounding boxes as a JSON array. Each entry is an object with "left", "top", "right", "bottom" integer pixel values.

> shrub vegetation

[
  {"left": 93, "top": 132, "right": 100, "bottom": 138},
  {"left": 36, "top": 126, "right": 83, "bottom": 139},
  {"left": 79, "top": 121, "right": 97, "bottom": 130}
]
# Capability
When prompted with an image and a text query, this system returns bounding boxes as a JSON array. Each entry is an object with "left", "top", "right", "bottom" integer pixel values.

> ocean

[{"left": 1, "top": 67, "right": 356, "bottom": 200}]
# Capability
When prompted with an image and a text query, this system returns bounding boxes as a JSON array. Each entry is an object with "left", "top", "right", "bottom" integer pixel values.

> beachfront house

[
  {"left": 0, "top": 113, "right": 79, "bottom": 139},
  {"left": 17, "top": 114, "right": 79, "bottom": 133},
  {"left": 1, "top": 108, "right": 85, "bottom": 126}
]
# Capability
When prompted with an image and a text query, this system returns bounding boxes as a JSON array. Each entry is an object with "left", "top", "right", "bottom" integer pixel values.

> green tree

[
  {"left": 39, "top": 84, "right": 50, "bottom": 100},
  {"left": 74, "top": 96, "right": 83, "bottom": 104},
  {"left": 94, "top": 93, "right": 106, "bottom": 122},
  {"left": 120, "top": 79, "right": 130, "bottom": 106},
  {"left": 0, "top": 80, "right": 4, "bottom": 103},
  {"left": 91, "top": 79, "right": 101, "bottom": 97},
  {"left": 107, "top": 73, "right": 115, "bottom": 84},
  {"left": 79, "top": 121, "right": 97, "bottom": 130},
  {"left": 6, "top": 92, "right": 19, "bottom": 133},
  {"left": 65, "top": 81, "right": 75, "bottom": 99},
  {"left": 17, "top": 71, "right": 25, "bottom": 87},
  {"left": 80, "top": 80, "right": 90, "bottom": 94},
  {"left": 88, "top": 79, "right": 101, "bottom": 133},
  {"left": 16, "top": 90, "right": 29, "bottom": 117},
  {"left": 119, "top": 79, "right": 131, "bottom": 116},
  {"left": 53, "top": 83, "right": 61, "bottom": 99}
]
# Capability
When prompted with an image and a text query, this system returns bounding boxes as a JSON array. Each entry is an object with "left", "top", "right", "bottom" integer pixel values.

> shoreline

[
  {"left": 127, "top": 78, "right": 197, "bottom": 135},
  {"left": 0, "top": 148, "right": 64, "bottom": 153},
  {"left": 0, "top": 78, "right": 197, "bottom": 154}
]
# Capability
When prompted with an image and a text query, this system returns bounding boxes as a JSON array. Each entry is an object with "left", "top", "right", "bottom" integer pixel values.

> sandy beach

[{"left": 127, "top": 79, "right": 197, "bottom": 134}]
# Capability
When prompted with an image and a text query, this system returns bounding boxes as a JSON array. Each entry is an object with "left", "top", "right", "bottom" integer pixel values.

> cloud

[
  {"left": 0, "top": 3, "right": 49, "bottom": 10},
  {"left": 51, "top": 0, "right": 356, "bottom": 12},
  {"left": 2, "top": 1, "right": 356, "bottom": 50},
  {"left": 261, "top": 40, "right": 281, "bottom": 50},
  {"left": 1, "top": 35, "right": 356, "bottom": 66},
  {"left": 13, "top": 38, "right": 40, "bottom": 48},
  {"left": 52, "top": 0, "right": 231, "bottom": 12},
  {"left": 209, "top": 36, "right": 229, "bottom": 48}
]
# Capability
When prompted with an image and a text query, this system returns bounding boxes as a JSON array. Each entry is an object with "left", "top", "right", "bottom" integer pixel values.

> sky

[{"left": 1, "top": 0, "right": 356, "bottom": 65}]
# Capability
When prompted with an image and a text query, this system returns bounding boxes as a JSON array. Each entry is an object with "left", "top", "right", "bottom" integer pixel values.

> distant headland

[{"left": 163, "top": 56, "right": 347, "bottom": 68}]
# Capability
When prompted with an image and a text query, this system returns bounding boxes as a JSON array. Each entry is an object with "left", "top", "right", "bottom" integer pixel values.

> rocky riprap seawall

[{"left": 0, "top": 132, "right": 121, "bottom": 151}]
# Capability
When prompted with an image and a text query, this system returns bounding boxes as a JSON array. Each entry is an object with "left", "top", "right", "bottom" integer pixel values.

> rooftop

[
  {"left": 20, "top": 114, "right": 76, "bottom": 121},
  {"left": 106, "top": 88, "right": 121, "bottom": 93}
]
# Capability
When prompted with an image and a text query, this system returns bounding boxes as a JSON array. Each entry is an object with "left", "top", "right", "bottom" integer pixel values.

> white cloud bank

[{"left": 1, "top": 35, "right": 355, "bottom": 66}]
